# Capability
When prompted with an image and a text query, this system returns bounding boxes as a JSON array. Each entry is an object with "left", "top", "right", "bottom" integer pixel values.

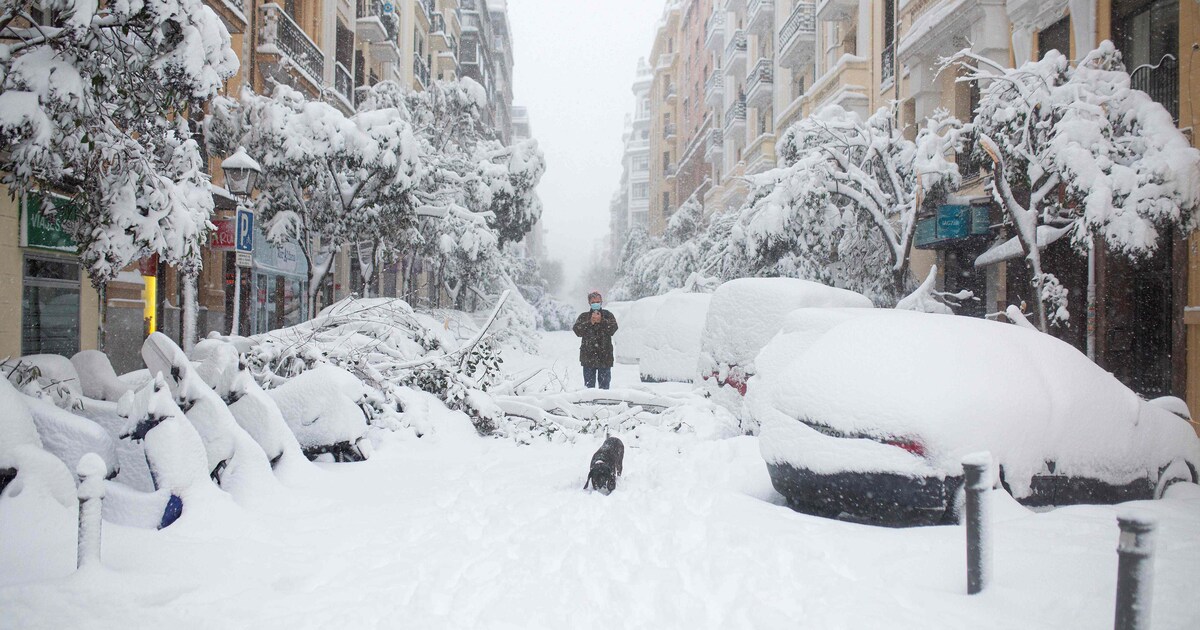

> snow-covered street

[{"left": 2, "top": 331, "right": 1198, "bottom": 629}]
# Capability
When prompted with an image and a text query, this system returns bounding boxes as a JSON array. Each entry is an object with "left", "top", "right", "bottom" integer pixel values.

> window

[
  {"left": 1038, "top": 16, "right": 1070, "bottom": 60},
  {"left": 662, "top": 151, "right": 671, "bottom": 170},
  {"left": 1114, "top": 0, "right": 1179, "bottom": 121},
  {"left": 632, "top": 155, "right": 649, "bottom": 171},
  {"left": 632, "top": 182, "right": 649, "bottom": 200},
  {"left": 882, "top": 0, "right": 896, "bottom": 85},
  {"left": 22, "top": 255, "right": 80, "bottom": 357},
  {"left": 662, "top": 192, "right": 671, "bottom": 216},
  {"left": 793, "top": 74, "right": 806, "bottom": 100}
]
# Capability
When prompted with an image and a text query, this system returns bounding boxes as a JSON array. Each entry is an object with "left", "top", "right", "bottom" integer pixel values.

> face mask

[{"left": 590, "top": 303, "right": 602, "bottom": 311}]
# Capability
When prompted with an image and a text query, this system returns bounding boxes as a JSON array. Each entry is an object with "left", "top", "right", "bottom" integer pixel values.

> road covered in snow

[{"left": 2, "top": 331, "right": 1199, "bottom": 629}]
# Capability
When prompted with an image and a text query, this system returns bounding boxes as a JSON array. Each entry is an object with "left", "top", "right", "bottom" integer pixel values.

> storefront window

[{"left": 22, "top": 255, "right": 80, "bottom": 356}]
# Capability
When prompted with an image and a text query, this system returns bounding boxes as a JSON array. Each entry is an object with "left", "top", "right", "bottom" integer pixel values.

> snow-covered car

[
  {"left": 749, "top": 309, "right": 1200, "bottom": 527},
  {"left": 638, "top": 292, "right": 711, "bottom": 383},
  {"left": 697, "top": 278, "right": 873, "bottom": 425},
  {"left": 609, "top": 292, "right": 711, "bottom": 383}
]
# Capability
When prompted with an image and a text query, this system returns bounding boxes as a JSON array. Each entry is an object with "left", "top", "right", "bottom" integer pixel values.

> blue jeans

[{"left": 583, "top": 366, "right": 611, "bottom": 389}]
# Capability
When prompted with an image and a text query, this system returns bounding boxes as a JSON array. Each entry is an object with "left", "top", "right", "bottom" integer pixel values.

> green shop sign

[{"left": 21, "top": 194, "right": 79, "bottom": 253}]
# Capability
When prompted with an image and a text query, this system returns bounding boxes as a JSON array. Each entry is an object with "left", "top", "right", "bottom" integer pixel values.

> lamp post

[{"left": 221, "top": 147, "right": 262, "bottom": 337}]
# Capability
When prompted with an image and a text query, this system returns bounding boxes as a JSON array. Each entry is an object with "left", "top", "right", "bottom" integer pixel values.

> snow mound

[
  {"left": 24, "top": 394, "right": 119, "bottom": 479},
  {"left": 71, "top": 350, "right": 132, "bottom": 402},
  {"left": 266, "top": 365, "right": 369, "bottom": 456},
  {"left": 612, "top": 295, "right": 669, "bottom": 365}
]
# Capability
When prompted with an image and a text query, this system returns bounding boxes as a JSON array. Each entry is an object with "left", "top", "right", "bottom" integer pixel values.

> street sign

[
  {"left": 235, "top": 208, "right": 254, "bottom": 253},
  {"left": 236, "top": 251, "right": 252, "bottom": 268}
]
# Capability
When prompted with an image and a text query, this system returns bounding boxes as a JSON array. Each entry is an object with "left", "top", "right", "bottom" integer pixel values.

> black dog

[{"left": 584, "top": 436, "right": 624, "bottom": 495}]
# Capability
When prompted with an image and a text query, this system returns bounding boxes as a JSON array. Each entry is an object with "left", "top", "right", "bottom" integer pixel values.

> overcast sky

[{"left": 507, "top": 0, "right": 663, "bottom": 300}]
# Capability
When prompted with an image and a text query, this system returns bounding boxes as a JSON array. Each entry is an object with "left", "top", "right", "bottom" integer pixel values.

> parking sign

[{"left": 236, "top": 208, "right": 254, "bottom": 253}]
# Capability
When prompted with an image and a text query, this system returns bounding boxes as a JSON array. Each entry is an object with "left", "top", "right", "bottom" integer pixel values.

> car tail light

[{"left": 885, "top": 439, "right": 926, "bottom": 458}]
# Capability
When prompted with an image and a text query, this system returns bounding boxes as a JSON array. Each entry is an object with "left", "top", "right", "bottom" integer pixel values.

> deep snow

[{"left": 1, "top": 331, "right": 1199, "bottom": 629}]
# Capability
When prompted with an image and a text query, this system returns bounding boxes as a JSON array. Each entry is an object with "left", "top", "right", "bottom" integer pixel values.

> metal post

[
  {"left": 963, "top": 452, "right": 992, "bottom": 595},
  {"left": 1114, "top": 511, "right": 1157, "bottom": 630},
  {"left": 231, "top": 264, "right": 242, "bottom": 336},
  {"left": 76, "top": 453, "right": 107, "bottom": 569}
]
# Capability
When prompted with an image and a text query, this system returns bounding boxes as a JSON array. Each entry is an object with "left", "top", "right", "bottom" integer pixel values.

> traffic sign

[
  {"left": 236, "top": 251, "right": 252, "bottom": 268},
  {"left": 235, "top": 208, "right": 254, "bottom": 253}
]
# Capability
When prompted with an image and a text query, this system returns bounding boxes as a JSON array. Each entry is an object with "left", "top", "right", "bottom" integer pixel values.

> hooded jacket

[{"left": 573, "top": 309, "right": 619, "bottom": 368}]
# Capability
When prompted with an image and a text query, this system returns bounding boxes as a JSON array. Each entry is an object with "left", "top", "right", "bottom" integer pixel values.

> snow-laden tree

[
  {"left": 950, "top": 42, "right": 1200, "bottom": 331},
  {"left": 360, "top": 78, "right": 544, "bottom": 306},
  {"left": 773, "top": 104, "right": 963, "bottom": 300},
  {"left": 0, "top": 0, "right": 238, "bottom": 282},
  {"left": 204, "top": 84, "right": 422, "bottom": 314}
]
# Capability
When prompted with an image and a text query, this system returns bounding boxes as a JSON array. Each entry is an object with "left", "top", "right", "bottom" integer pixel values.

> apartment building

[
  {"left": 607, "top": 60, "right": 654, "bottom": 260},
  {"left": 619, "top": 0, "right": 1200, "bottom": 418},
  {"left": 458, "top": 0, "right": 514, "bottom": 142}
]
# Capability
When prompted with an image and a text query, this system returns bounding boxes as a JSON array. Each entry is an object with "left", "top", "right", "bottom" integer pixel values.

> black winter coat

[{"left": 573, "top": 309, "right": 619, "bottom": 368}]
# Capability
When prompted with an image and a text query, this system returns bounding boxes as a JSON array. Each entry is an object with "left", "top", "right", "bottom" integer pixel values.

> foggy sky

[{"left": 507, "top": 0, "right": 663, "bottom": 301}]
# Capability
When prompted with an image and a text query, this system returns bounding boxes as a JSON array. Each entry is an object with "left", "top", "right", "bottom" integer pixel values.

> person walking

[{"left": 573, "top": 291, "right": 618, "bottom": 390}]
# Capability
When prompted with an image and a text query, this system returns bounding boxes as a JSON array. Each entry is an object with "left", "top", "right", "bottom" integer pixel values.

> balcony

[
  {"left": 802, "top": 55, "right": 870, "bottom": 118},
  {"left": 704, "top": 128, "right": 724, "bottom": 161},
  {"left": 746, "top": 58, "right": 773, "bottom": 109},
  {"left": 416, "top": 0, "right": 434, "bottom": 25},
  {"left": 723, "top": 30, "right": 747, "bottom": 76},
  {"left": 665, "top": 163, "right": 679, "bottom": 179},
  {"left": 665, "top": 84, "right": 677, "bottom": 103},
  {"left": 207, "top": 0, "right": 248, "bottom": 33},
  {"left": 258, "top": 3, "right": 326, "bottom": 93},
  {"left": 747, "top": 0, "right": 774, "bottom": 35},
  {"left": 1130, "top": 55, "right": 1179, "bottom": 122},
  {"left": 704, "top": 11, "right": 725, "bottom": 51},
  {"left": 355, "top": 0, "right": 387, "bottom": 42},
  {"left": 333, "top": 61, "right": 354, "bottom": 109},
  {"left": 663, "top": 123, "right": 677, "bottom": 140},
  {"left": 724, "top": 95, "right": 746, "bottom": 135},
  {"left": 816, "top": 0, "right": 857, "bottom": 22},
  {"left": 430, "top": 12, "right": 452, "bottom": 51},
  {"left": 413, "top": 55, "right": 431, "bottom": 87},
  {"left": 778, "top": 1, "right": 816, "bottom": 70},
  {"left": 704, "top": 70, "right": 724, "bottom": 107}
]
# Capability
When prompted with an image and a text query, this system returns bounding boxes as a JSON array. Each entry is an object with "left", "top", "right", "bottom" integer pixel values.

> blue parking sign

[{"left": 236, "top": 208, "right": 254, "bottom": 253}]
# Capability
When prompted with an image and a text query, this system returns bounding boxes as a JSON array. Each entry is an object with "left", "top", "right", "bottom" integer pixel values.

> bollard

[
  {"left": 962, "top": 452, "right": 992, "bottom": 595},
  {"left": 76, "top": 453, "right": 107, "bottom": 569},
  {"left": 1114, "top": 511, "right": 1157, "bottom": 630}
]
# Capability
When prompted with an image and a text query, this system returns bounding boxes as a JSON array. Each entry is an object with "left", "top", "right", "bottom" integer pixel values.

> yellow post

[{"left": 143, "top": 275, "right": 157, "bottom": 335}]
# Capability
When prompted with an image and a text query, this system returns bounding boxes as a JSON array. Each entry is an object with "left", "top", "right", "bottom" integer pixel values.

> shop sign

[
  {"left": 252, "top": 223, "right": 308, "bottom": 279},
  {"left": 210, "top": 218, "right": 236, "bottom": 250},
  {"left": 21, "top": 194, "right": 79, "bottom": 253},
  {"left": 915, "top": 204, "right": 990, "bottom": 249}
]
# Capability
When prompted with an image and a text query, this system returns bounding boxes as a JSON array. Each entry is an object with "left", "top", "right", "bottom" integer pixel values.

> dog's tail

[{"left": 582, "top": 474, "right": 590, "bottom": 490}]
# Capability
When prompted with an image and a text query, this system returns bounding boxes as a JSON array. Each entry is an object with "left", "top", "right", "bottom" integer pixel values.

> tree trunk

[{"left": 181, "top": 272, "right": 198, "bottom": 353}]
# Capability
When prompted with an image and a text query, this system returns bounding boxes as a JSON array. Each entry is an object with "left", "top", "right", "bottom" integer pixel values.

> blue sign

[
  {"left": 936, "top": 205, "right": 970, "bottom": 241},
  {"left": 915, "top": 204, "right": 990, "bottom": 249},
  {"left": 236, "top": 208, "right": 254, "bottom": 253}
]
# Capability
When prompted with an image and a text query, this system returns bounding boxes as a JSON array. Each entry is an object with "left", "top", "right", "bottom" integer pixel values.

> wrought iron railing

[
  {"left": 334, "top": 62, "right": 353, "bottom": 105},
  {"left": 705, "top": 11, "right": 725, "bottom": 42},
  {"left": 748, "top": 58, "right": 773, "bottom": 92},
  {"left": 431, "top": 12, "right": 446, "bottom": 34},
  {"left": 262, "top": 4, "right": 325, "bottom": 84},
  {"left": 705, "top": 71, "right": 723, "bottom": 98},
  {"left": 780, "top": 2, "right": 815, "bottom": 47},
  {"left": 1130, "top": 54, "right": 1179, "bottom": 122},
  {"left": 725, "top": 96, "right": 746, "bottom": 129},
  {"left": 413, "top": 55, "right": 431, "bottom": 86},
  {"left": 724, "top": 30, "right": 747, "bottom": 66}
]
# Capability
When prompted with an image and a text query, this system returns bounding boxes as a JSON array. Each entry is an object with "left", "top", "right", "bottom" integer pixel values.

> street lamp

[
  {"left": 220, "top": 147, "right": 262, "bottom": 337},
  {"left": 220, "top": 147, "right": 262, "bottom": 197}
]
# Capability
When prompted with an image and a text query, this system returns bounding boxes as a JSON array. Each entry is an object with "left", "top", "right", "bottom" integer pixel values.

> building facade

[
  {"left": 0, "top": 0, "right": 516, "bottom": 371},
  {"left": 615, "top": 0, "right": 1200, "bottom": 421}
]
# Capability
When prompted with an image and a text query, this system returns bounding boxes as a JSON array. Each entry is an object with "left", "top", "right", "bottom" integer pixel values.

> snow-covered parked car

[
  {"left": 637, "top": 292, "right": 711, "bottom": 383},
  {"left": 698, "top": 278, "right": 873, "bottom": 424},
  {"left": 749, "top": 309, "right": 1200, "bottom": 527}
]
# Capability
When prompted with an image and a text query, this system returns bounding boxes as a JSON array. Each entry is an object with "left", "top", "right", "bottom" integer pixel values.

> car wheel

[{"left": 1155, "top": 460, "right": 1196, "bottom": 499}]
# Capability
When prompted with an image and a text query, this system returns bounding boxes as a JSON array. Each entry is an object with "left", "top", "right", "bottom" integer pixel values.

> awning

[{"left": 974, "top": 225, "right": 1072, "bottom": 268}]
